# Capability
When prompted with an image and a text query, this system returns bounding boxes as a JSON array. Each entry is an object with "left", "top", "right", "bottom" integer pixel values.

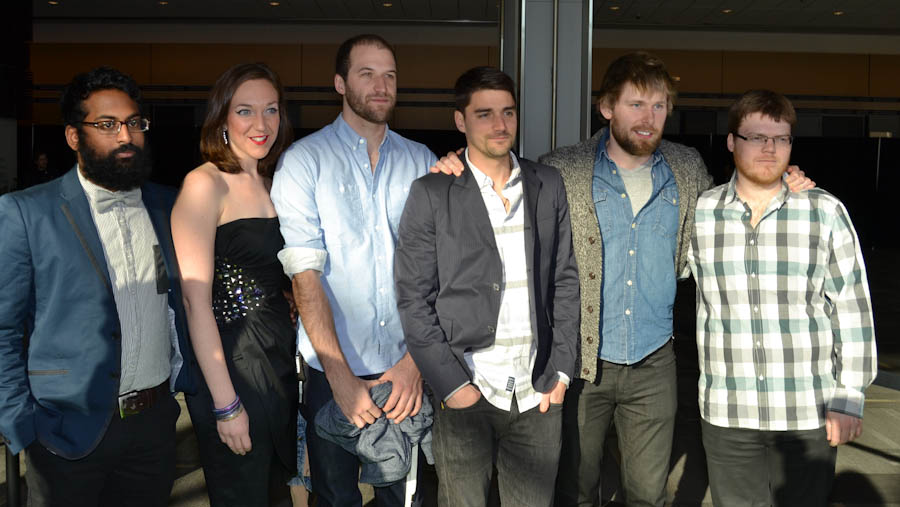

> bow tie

[{"left": 95, "top": 188, "right": 143, "bottom": 213}]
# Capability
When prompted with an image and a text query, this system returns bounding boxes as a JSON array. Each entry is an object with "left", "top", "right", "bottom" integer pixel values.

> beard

[
  {"left": 736, "top": 162, "right": 786, "bottom": 187},
  {"left": 610, "top": 120, "right": 661, "bottom": 157},
  {"left": 345, "top": 84, "right": 395, "bottom": 124},
  {"left": 78, "top": 136, "right": 153, "bottom": 191}
]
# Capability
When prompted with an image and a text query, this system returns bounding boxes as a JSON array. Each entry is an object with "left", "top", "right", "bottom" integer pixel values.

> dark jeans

[
  {"left": 701, "top": 419, "right": 837, "bottom": 507},
  {"left": 432, "top": 394, "right": 562, "bottom": 507},
  {"left": 303, "top": 366, "right": 405, "bottom": 507},
  {"left": 25, "top": 393, "right": 180, "bottom": 507},
  {"left": 556, "top": 340, "right": 678, "bottom": 507}
]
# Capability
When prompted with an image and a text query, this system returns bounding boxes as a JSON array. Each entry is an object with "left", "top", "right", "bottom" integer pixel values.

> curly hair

[{"left": 60, "top": 66, "right": 142, "bottom": 126}]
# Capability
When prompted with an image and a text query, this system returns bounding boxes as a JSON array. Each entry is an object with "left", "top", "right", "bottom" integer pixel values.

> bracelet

[
  {"left": 217, "top": 403, "right": 244, "bottom": 422},
  {"left": 213, "top": 395, "right": 241, "bottom": 419}
]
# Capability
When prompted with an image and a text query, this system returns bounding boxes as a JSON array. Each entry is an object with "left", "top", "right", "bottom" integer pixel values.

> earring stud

[{"left": 223, "top": 128, "right": 229, "bottom": 145}]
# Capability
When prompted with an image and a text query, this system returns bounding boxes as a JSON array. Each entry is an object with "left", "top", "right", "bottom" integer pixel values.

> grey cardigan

[{"left": 539, "top": 128, "right": 713, "bottom": 383}]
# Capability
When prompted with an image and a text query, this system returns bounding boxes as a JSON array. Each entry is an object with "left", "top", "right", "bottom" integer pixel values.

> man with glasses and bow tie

[
  {"left": 0, "top": 66, "right": 196, "bottom": 507},
  {"left": 682, "top": 89, "right": 877, "bottom": 507}
]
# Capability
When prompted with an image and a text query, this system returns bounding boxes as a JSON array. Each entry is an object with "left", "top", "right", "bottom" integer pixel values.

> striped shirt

[
  {"left": 462, "top": 151, "right": 543, "bottom": 413},
  {"left": 685, "top": 174, "right": 877, "bottom": 431},
  {"left": 78, "top": 169, "right": 171, "bottom": 394}
]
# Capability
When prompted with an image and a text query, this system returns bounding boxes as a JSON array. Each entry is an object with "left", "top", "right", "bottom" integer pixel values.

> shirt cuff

[
  {"left": 277, "top": 247, "right": 327, "bottom": 278},
  {"left": 827, "top": 386, "right": 866, "bottom": 419},
  {"left": 557, "top": 372, "right": 570, "bottom": 388},
  {"left": 443, "top": 381, "right": 472, "bottom": 403}
]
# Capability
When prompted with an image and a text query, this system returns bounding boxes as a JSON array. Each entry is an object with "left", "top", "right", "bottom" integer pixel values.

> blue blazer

[{"left": 0, "top": 167, "right": 197, "bottom": 458}]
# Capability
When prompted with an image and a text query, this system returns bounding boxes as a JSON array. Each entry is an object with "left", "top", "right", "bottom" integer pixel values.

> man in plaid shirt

[{"left": 684, "top": 89, "right": 877, "bottom": 506}]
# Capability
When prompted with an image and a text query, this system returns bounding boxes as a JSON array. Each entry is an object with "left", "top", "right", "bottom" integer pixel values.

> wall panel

[
  {"left": 869, "top": 55, "right": 900, "bottom": 98},
  {"left": 149, "top": 44, "right": 302, "bottom": 86},
  {"left": 30, "top": 43, "right": 152, "bottom": 84},
  {"left": 723, "top": 52, "right": 868, "bottom": 96}
]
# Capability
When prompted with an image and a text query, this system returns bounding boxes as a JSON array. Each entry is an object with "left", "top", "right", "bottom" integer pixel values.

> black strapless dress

[{"left": 186, "top": 217, "right": 299, "bottom": 506}]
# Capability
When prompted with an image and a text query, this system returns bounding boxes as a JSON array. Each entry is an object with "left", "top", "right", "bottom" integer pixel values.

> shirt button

[
  {"left": 625, "top": 309, "right": 631, "bottom": 315},
  {"left": 488, "top": 326, "right": 495, "bottom": 333},
  {"left": 359, "top": 139, "right": 364, "bottom": 144},
  {"left": 750, "top": 239, "right": 756, "bottom": 245},
  {"left": 588, "top": 236, "right": 596, "bottom": 244},
  {"left": 379, "top": 320, "right": 386, "bottom": 327},
  {"left": 626, "top": 280, "right": 633, "bottom": 286},
  {"left": 493, "top": 283, "right": 500, "bottom": 291},
  {"left": 753, "top": 306, "right": 759, "bottom": 313},
  {"left": 758, "top": 375, "right": 764, "bottom": 381},
  {"left": 583, "top": 368, "right": 591, "bottom": 375},
  {"left": 364, "top": 163, "right": 369, "bottom": 168},
  {"left": 672, "top": 198, "right": 677, "bottom": 204},
  {"left": 586, "top": 337, "right": 593, "bottom": 343},
  {"left": 612, "top": 170, "right": 617, "bottom": 175},
  {"left": 756, "top": 341, "right": 761, "bottom": 346},
  {"left": 751, "top": 272, "right": 757, "bottom": 278},
  {"left": 629, "top": 249, "right": 635, "bottom": 256},
  {"left": 587, "top": 306, "right": 593, "bottom": 313},
  {"left": 631, "top": 223, "right": 636, "bottom": 229},
  {"left": 588, "top": 272, "right": 596, "bottom": 280},
  {"left": 379, "top": 287, "right": 386, "bottom": 294},
  {"left": 621, "top": 193, "right": 627, "bottom": 199}
]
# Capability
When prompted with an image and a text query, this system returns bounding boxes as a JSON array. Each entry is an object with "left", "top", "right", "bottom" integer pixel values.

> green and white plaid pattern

[{"left": 686, "top": 176, "right": 876, "bottom": 431}]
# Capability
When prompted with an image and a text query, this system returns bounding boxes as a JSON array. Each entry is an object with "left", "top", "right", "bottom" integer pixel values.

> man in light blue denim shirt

[{"left": 271, "top": 34, "right": 436, "bottom": 506}]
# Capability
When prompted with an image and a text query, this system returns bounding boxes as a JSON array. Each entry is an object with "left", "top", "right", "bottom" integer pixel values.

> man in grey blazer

[{"left": 395, "top": 66, "right": 580, "bottom": 506}]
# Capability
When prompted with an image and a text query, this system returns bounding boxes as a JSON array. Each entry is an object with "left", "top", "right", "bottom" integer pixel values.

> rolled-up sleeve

[{"left": 272, "top": 145, "right": 328, "bottom": 278}]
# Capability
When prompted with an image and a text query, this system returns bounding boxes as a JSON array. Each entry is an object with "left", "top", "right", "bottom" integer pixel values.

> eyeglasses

[
  {"left": 733, "top": 133, "right": 793, "bottom": 147},
  {"left": 77, "top": 117, "right": 150, "bottom": 135}
]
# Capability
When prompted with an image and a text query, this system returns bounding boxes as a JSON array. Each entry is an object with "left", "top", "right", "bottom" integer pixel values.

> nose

[
  {"left": 254, "top": 112, "right": 267, "bottom": 132},
  {"left": 373, "top": 74, "right": 386, "bottom": 93},
  {"left": 116, "top": 123, "right": 133, "bottom": 144},
  {"left": 761, "top": 137, "right": 776, "bottom": 153}
]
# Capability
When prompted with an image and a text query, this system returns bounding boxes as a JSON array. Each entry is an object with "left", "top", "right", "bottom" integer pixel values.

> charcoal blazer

[
  {"left": 394, "top": 157, "right": 580, "bottom": 401},
  {"left": 0, "top": 167, "right": 197, "bottom": 458}
]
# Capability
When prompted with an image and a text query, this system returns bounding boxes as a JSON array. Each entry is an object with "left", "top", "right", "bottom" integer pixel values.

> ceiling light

[
  {"left": 721, "top": 8, "right": 733, "bottom": 14},
  {"left": 383, "top": 2, "right": 393, "bottom": 6},
  {"left": 158, "top": 1, "right": 168, "bottom": 4},
  {"left": 609, "top": 5, "right": 621, "bottom": 11},
  {"left": 47, "top": 0, "right": 59, "bottom": 4},
  {"left": 833, "top": 10, "right": 844, "bottom": 16},
  {"left": 269, "top": 1, "right": 279, "bottom": 5}
]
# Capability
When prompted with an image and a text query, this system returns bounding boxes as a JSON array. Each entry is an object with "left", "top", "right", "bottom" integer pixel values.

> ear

[
  {"left": 454, "top": 110, "right": 466, "bottom": 134},
  {"left": 726, "top": 133, "right": 735, "bottom": 153},
  {"left": 334, "top": 74, "right": 346, "bottom": 96},
  {"left": 599, "top": 100, "right": 614, "bottom": 121},
  {"left": 65, "top": 125, "right": 80, "bottom": 152}
]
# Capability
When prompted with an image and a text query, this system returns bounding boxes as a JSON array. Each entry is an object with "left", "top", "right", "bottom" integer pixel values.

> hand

[
  {"left": 825, "top": 411, "right": 863, "bottom": 446},
  {"left": 784, "top": 165, "right": 816, "bottom": 192},
  {"left": 283, "top": 288, "right": 299, "bottom": 329},
  {"left": 216, "top": 408, "right": 252, "bottom": 455},
  {"left": 428, "top": 148, "right": 466, "bottom": 176},
  {"left": 378, "top": 353, "right": 423, "bottom": 424},
  {"left": 539, "top": 381, "right": 567, "bottom": 413},
  {"left": 329, "top": 369, "right": 383, "bottom": 429},
  {"left": 445, "top": 384, "right": 481, "bottom": 409}
]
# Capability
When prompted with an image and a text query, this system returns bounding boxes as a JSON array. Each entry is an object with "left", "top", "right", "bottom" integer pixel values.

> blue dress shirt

[
  {"left": 272, "top": 114, "right": 437, "bottom": 375},
  {"left": 593, "top": 130, "right": 679, "bottom": 364}
]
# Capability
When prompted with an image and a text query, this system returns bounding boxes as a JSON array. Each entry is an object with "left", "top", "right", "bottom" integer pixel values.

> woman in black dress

[{"left": 172, "top": 62, "right": 297, "bottom": 506}]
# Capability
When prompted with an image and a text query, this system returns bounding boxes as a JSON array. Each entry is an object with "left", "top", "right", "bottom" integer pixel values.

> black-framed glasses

[
  {"left": 77, "top": 117, "right": 150, "bottom": 135},
  {"left": 733, "top": 132, "right": 793, "bottom": 147}
]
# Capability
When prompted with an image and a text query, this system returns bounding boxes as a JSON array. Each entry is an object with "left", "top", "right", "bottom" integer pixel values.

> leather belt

[{"left": 118, "top": 379, "right": 169, "bottom": 418}]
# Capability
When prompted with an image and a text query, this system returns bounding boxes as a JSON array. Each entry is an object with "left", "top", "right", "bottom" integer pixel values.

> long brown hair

[{"left": 200, "top": 62, "right": 293, "bottom": 178}]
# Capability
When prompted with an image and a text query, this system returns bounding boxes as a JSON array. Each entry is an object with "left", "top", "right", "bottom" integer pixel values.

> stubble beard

[
  {"left": 610, "top": 120, "right": 661, "bottom": 157},
  {"left": 346, "top": 85, "right": 395, "bottom": 125}
]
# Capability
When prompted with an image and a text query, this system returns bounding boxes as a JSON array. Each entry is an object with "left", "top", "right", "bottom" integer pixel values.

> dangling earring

[{"left": 222, "top": 128, "right": 229, "bottom": 145}]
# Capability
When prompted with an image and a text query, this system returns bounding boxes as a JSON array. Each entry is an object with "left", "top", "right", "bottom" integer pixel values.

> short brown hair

[
  {"left": 335, "top": 34, "right": 396, "bottom": 81},
  {"left": 728, "top": 89, "right": 797, "bottom": 134},
  {"left": 200, "top": 62, "right": 293, "bottom": 178},
  {"left": 454, "top": 66, "right": 516, "bottom": 113},
  {"left": 597, "top": 52, "right": 677, "bottom": 113}
]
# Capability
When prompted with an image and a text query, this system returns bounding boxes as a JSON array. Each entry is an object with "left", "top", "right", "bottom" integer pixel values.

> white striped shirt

[
  {"left": 78, "top": 169, "right": 170, "bottom": 394},
  {"left": 463, "top": 151, "right": 543, "bottom": 413}
]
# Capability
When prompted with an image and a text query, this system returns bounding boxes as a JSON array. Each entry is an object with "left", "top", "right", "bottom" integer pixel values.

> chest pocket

[
  {"left": 593, "top": 189, "right": 612, "bottom": 234},
  {"left": 386, "top": 182, "right": 411, "bottom": 233},
  {"left": 653, "top": 186, "right": 679, "bottom": 239}
]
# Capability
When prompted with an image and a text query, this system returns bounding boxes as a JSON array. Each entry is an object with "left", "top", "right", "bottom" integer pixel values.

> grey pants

[
  {"left": 556, "top": 340, "right": 678, "bottom": 507},
  {"left": 432, "top": 395, "right": 562, "bottom": 507}
]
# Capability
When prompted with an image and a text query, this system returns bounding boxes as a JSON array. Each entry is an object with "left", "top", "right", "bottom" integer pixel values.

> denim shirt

[
  {"left": 593, "top": 130, "right": 679, "bottom": 364},
  {"left": 272, "top": 115, "right": 437, "bottom": 375}
]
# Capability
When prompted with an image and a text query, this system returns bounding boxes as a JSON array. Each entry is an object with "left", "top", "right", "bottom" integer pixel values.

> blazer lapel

[
  {"left": 519, "top": 159, "right": 541, "bottom": 283},
  {"left": 59, "top": 167, "right": 113, "bottom": 292},
  {"left": 455, "top": 160, "right": 498, "bottom": 251}
]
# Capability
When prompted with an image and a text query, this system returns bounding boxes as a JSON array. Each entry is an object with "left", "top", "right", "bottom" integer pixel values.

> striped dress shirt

[
  {"left": 78, "top": 169, "right": 171, "bottom": 394},
  {"left": 685, "top": 174, "right": 877, "bottom": 431}
]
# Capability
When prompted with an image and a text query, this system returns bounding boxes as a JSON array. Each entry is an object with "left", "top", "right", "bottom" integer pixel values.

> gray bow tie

[{"left": 95, "top": 189, "right": 142, "bottom": 213}]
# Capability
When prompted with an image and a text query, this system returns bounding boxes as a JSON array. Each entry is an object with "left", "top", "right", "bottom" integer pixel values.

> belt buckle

[{"left": 118, "top": 390, "right": 140, "bottom": 419}]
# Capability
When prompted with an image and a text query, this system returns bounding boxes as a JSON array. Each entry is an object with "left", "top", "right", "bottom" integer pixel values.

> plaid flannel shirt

[{"left": 685, "top": 175, "right": 877, "bottom": 431}]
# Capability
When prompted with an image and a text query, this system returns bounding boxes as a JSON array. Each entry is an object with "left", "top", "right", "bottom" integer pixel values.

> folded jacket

[{"left": 315, "top": 381, "right": 434, "bottom": 487}]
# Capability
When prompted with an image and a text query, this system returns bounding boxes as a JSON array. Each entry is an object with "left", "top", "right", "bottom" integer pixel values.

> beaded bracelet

[{"left": 213, "top": 396, "right": 242, "bottom": 421}]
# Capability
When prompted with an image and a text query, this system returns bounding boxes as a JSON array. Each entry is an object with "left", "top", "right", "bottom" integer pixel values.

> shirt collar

[
  {"left": 724, "top": 170, "right": 791, "bottom": 207},
  {"left": 333, "top": 113, "right": 392, "bottom": 152},
  {"left": 76, "top": 164, "right": 143, "bottom": 207},
  {"left": 465, "top": 149, "right": 521, "bottom": 191},
  {"left": 595, "top": 127, "right": 663, "bottom": 170}
]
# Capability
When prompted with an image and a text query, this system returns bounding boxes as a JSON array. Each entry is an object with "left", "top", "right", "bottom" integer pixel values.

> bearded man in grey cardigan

[{"left": 541, "top": 53, "right": 811, "bottom": 507}]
